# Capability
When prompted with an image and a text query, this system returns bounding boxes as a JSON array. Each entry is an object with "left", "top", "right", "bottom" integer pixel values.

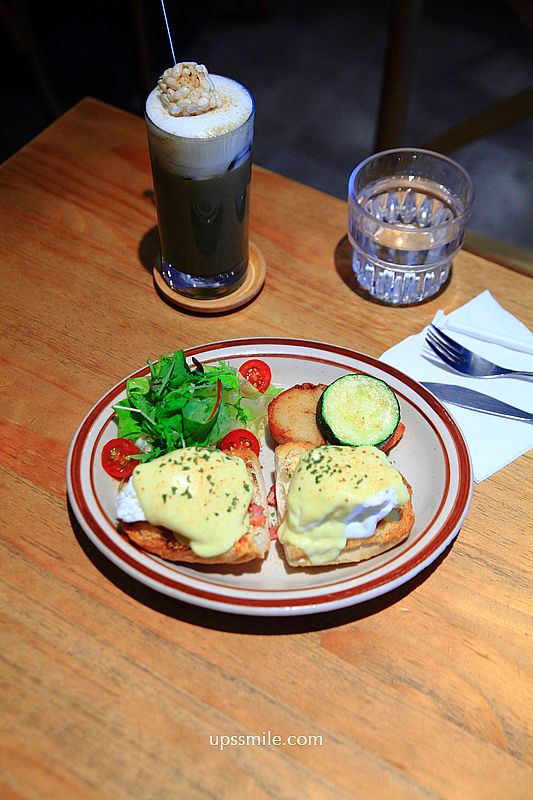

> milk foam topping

[{"left": 146, "top": 68, "right": 254, "bottom": 179}]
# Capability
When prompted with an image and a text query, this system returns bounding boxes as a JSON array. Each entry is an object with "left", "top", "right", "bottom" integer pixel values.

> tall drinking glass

[{"left": 146, "top": 66, "right": 254, "bottom": 298}]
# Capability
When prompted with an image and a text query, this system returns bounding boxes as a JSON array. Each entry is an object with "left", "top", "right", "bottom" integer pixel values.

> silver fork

[{"left": 426, "top": 325, "right": 533, "bottom": 378}]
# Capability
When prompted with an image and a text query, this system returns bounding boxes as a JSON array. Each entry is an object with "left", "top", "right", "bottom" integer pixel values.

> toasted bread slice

[
  {"left": 273, "top": 442, "right": 315, "bottom": 521},
  {"left": 119, "top": 448, "right": 269, "bottom": 564},
  {"left": 268, "top": 383, "right": 327, "bottom": 446},
  {"left": 383, "top": 421, "right": 405, "bottom": 452},
  {"left": 268, "top": 382, "right": 404, "bottom": 452},
  {"left": 274, "top": 442, "right": 414, "bottom": 567}
]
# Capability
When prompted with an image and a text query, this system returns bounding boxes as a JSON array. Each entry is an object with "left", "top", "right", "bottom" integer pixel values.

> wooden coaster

[{"left": 153, "top": 241, "right": 266, "bottom": 314}]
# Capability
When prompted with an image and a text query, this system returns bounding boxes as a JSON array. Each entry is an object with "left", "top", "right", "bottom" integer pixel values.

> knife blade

[{"left": 421, "top": 382, "right": 533, "bottom": 423}]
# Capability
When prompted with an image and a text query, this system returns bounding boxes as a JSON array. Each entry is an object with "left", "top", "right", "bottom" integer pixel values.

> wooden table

[{"left": 1, "top": 98, "right": 532, "bottom": 800}]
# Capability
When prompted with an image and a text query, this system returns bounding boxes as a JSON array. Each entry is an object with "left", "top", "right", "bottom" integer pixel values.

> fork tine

[
  {"left": 429, "top": 324, "right": 464, "bottom": 355},
  {"left": 426, "top": 328, "right": 463, "bottom": 361},
  {"left": 426, "top": 334, "right": 466, "bottom": 373}
]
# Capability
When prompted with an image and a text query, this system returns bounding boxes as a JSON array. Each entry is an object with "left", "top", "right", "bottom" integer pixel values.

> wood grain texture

[{"left": 1, "top": 98, "right": 532, "bottom": 800}]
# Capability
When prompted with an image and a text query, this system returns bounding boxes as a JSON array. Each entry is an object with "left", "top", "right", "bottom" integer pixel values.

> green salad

[{"left": 112, "top": 350, "right": 281, "bottom": 462}]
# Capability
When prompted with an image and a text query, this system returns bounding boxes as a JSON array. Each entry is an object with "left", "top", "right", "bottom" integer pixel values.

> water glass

[{"left": 348, "top": 148, "right": 474, "bottom": 305}]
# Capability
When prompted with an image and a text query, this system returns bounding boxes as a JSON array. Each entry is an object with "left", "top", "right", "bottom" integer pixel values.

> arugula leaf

[
  {"left": 205, "top": 403, "right": 234, "bottom": 445},
  {"left": 182, "top": 398, "right": 217, "bottom": 442}
]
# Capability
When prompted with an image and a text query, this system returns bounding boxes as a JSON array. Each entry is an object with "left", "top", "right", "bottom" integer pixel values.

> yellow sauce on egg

[
  {"left": 132, "top": 447, "right": 253, "bottom": 557},
  {"left": 277, "top": 446, "right": 409, "bottom": 565}
]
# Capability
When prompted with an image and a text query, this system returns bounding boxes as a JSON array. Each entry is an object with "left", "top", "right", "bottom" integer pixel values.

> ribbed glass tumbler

[{"left": 348, "top": 149, "right": 474, "bottom": 305}]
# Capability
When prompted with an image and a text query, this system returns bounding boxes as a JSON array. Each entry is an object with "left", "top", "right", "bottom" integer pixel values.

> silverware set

[{"left": 423, "top": 325, "right": 533, "bottom": 423}]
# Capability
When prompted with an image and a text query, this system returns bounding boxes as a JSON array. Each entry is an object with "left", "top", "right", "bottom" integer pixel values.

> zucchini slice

[{"left": 316, "top": 374, "right": 400, "bottom": 448}]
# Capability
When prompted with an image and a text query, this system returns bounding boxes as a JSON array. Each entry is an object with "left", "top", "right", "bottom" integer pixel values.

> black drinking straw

[{"left": 159, "top": 0, "right": 176, "bottom": 64}]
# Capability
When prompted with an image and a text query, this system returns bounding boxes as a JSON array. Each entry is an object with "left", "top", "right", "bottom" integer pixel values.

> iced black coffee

[{"left": 145, "top": 62, "right": 254, "bottom": 298}]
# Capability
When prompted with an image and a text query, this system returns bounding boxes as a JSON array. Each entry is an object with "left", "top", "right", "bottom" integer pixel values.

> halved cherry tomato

[
  {"left": 220, "top": 428, "right": 260, "bottom": 457},
  {"left": 101, "top": 438, "right": 141, "bottom": 479},
  {"left": 239, "top": 359, "right": 272, "bottom": 393}
]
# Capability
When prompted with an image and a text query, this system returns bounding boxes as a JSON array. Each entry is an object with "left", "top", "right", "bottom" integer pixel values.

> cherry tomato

[
  {"left": 101, "top": 438, "right": 141, "bottom": 479},
  {"left": 239, "top": 359, "right": 272, "bottom": 393},
  {"left": 220, "top": 428, "right": 261, "bottom": 457}
]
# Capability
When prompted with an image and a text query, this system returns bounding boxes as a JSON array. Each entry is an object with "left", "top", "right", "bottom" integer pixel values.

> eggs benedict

[
  {"left": 116, "top": 446, "right": 269, "bottom": 564},
  {"left": 275, "top": 443, "right": 414, "bottom": 567}
]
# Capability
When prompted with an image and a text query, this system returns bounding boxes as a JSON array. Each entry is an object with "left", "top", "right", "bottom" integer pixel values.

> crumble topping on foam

[{"left": 157, "top": 62, "right": 222, "bottom": 117}]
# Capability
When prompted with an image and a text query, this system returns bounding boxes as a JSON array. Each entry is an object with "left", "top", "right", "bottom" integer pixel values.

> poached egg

[
  {"left": 116, "top": 446, "right": 253, "bottom": 558},
  {"left": 277, "top": 445, "right": 410, "bottom": 566}
]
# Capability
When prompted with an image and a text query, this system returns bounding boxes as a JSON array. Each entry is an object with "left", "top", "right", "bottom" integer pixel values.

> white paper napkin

[{"left": 381, "top": 290, "right": 533, "bottom": 482}]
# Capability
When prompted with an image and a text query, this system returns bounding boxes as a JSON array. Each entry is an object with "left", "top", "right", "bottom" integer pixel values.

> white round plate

[{"left": 67, "top": 338, "right": 473, "bottom": 616}]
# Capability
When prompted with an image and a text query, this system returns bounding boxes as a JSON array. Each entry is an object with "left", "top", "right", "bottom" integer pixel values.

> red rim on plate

[{"left": 66, "top": 338, "right": 473, "bottom": 616}]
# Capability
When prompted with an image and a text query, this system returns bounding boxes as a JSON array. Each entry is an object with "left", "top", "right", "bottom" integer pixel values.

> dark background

[{"left": 2, "top": 0, "right": 532, "bottom": 249}]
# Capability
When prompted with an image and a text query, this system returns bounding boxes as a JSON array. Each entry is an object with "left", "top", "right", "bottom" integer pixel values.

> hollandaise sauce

[
  {"left": 278, "top": 446, "right": 409, "bottom": 565},
  {"left": 132, "top": 447, "right": 253, "bottom": 557}
]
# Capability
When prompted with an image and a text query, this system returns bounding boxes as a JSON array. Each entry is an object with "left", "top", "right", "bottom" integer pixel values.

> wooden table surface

[{"left": 1, "top": 98, "right": 532, "bottom": 800}]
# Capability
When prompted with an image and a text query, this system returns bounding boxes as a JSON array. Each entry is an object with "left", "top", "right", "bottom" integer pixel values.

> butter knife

[{"left": 421, "top": 382, "right": 533, "bottom": 423}]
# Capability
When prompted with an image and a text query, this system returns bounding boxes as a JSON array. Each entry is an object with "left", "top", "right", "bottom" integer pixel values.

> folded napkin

[{"left": 381, "top": 290, "right": 533, "bottom": 482}]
